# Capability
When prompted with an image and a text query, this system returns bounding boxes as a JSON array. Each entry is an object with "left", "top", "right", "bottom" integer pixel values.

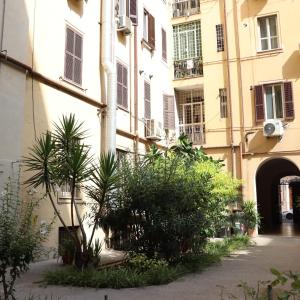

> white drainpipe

[{"left": 101, "top": 0, "right": 116, "bottom": 153}]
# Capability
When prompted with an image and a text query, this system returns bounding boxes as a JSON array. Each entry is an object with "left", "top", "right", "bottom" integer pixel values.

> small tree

[
  {"left": 24, "top": 114, "right": 119, "bottom": 269},
  {"left": 0, "top": 175, "right": 50, "bottom": 300}
]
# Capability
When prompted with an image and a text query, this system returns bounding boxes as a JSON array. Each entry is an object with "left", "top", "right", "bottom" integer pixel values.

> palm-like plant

[{"left": 24, "top": 114, "right": 119, "bottom": 269}]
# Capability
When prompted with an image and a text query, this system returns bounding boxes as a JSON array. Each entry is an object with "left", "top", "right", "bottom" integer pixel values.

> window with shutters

[
  {"left": 219, "top": 88, "right": 227, "bottom": 118},
  {"left": 64, "top": 26, "right": 83, "bottom": 86},
  {"left": 118, "top": 0, "right": 138, "bottom": 25},
  {"left": 254, "top": 82, "right": 294, "bottom": 122},
  {"left": 257, "top": 15, "right": 279, "bottom": 51},
  {"left": 144, "top": 81, "right": 151, "bottom": 119},
  {"left": 116, "top": 62, "right": 128, "bottom": 109},
  {"left": 143, "top": 9, "right": 155, "bottom": 50},
  {"left": 163, "top": 95, "right": 175, "bottom": 130},
  {"left": 216, "top": 24, "right": 224, "bottom": 52},
  {"left": 162, "top": 28, "right": 167, "bottom": 61}
]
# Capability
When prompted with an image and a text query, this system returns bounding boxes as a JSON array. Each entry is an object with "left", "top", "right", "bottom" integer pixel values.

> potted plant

[{"left": 241, "top": 200, "right": 261, "bottom": 236}]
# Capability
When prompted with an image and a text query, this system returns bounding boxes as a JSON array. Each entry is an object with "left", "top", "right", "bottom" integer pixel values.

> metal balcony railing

[
  {"left": 174, "top": 57, "right": 203, "bottom": 79},
  {"left": 179, "top": 124, "right": 205, "bottom": 145},
  {"left": 172, "top": 0, "right": 200, "bottom": 17}
]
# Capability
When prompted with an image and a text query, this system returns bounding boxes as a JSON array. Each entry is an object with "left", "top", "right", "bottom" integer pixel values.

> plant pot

[{"left": 247, "top": 228, "right": 256, "bottom": 237}]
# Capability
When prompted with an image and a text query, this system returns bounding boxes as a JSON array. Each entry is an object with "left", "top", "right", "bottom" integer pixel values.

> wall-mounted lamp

[
  {"left": 149, "top": 74, "right": 153, "bottom": 79},
  {"left": 139, "top": 70, "right": 144, "bottom": 75}
]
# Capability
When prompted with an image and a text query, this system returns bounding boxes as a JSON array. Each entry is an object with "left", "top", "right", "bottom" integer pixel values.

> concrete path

[{"left": 15, "top": 235, "right": 300, "bottom": 300}]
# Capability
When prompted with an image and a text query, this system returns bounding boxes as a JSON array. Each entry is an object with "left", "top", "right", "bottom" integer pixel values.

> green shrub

[
  {"left": 0, "top": 176, "right": 51, "bottom": 300},
  {"left": 241, "top": 200, "right": 261, "bottom": 232}
]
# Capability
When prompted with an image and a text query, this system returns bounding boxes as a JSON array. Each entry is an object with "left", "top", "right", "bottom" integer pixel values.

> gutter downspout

[
  {"left": 133, "top": 26, "right": 139, "bottom": 162},
  {"left": 223, "top": 0, "right": 235, "bottom": 177},
  {"left": 101, "top": 0, "right": 116, "bottom": 154}
]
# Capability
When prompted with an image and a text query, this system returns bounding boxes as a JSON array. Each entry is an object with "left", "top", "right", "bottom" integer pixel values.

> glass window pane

[
  {"left": 265, "top": 86, "right": 274, "bottom": 119},
  {"left": 179, "top": 32, "right": 187, "bottom": 59},
  {"left": 269, "top": 16, "right": 277, "bottom": 37},
  {"left": 271, "top": 37, "right": 278, "bottom": 49},
  {"left": 188, "top": 31, "right": 195, "bottom": 58},
  {"left": 274, "top": 85, "right": 283, "bottom": 118},
  {"left": 259, "top": 18, "right": 267, "bottom": 38},
  {"left": 261, "top": 39, "right": 269, "bottom": 51}
]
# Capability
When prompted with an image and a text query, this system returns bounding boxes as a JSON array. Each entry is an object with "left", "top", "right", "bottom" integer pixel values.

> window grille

[
  {"left": 219, "top": 88, "right": 228, "bottom": 118},
  {"left": 216, "top": 24, "right": 224, "bottom": 52}
]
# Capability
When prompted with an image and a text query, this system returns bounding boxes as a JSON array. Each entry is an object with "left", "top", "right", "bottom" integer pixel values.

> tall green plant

[
  {"left": 24, "top": 114, "right": 119, "bottom": 269},
  {"left": 0, "top": 175, "right": 51, "bottom": 300}
]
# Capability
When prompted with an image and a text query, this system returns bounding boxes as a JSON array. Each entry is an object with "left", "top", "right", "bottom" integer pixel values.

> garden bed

[{"left": 44, "top": 235, "right": 251, "bottom": 289}]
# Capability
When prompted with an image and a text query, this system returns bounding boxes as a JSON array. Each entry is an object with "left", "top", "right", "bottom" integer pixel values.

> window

[
  {"left": 162, "top": 28, "right": 167, "bottom": 61},
  {"left": 173, "top": 21, "right": 201, "bottom": 60},
  {"left": 118, "top": 0, "right": 138, "bottom": 25},
  {"left": 64, "top": 26, "right": 83, "bottom": 86},
  {"left": 117, "top": 62, "right": 128, "bottom": 109},
  {"left": 143, "top": 9, "right": 155, "bottom": 49},
  {"left": 163, "top": 95, "right": 175, "bottom": 130},
  {"left": 116, "top": 149, "right": 128, "bottom": 161},
  {"left": 257, "top": 15, "right": 279, "bottom": 51},
  {"left": 265, "top": 85, "right": 283, "bottom": 119},
  {"left": 219, "top": 88, "right": 227, "bottom": 118},
  {"left": 216, "top": 24, "right": 224, "bottom": 52},
  {"left": 144, "top": 81, "right": 151, "bottom": 119},
  {"left": 254, "top": 82, "right": 294, "bottom": 122},
  {"left": 58, "top": 181, "right": 81, "bottom": 201}
]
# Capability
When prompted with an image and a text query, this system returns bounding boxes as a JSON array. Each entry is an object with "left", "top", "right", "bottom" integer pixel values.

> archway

[{"left": 256, "top": 158, "right": 300, "bottom": 234}]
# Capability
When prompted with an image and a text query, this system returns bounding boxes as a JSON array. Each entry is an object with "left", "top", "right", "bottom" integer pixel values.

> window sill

[
  {"left": 60, "top": 76, "right": 86, "bottom": 91},
  {"left": 141, "top": 39, "right": 155, "bottom": 52},
  {"left": 256, "top": 48, "right": 283, "bottom": 55}
]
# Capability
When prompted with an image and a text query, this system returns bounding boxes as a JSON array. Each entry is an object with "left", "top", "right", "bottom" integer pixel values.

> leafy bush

[
  {"left": 105, "top": 136, "right": 240, "bottom": 260},
  {"left": 0, "top": 176, "right": 51, "bottom": 300},
  {"left": 241, "top": 200, "right": 261, "bottom": 232},
  {"left": 127, "top": 253, "right": 169, "bottom": 272}
]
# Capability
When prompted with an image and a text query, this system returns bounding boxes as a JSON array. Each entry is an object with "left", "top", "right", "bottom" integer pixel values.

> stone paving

[{"left": 14, "top": 235, "right": 300, "bottom": 300}]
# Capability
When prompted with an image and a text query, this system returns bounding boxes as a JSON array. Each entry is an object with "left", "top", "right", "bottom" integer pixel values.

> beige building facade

[{"left": 171, "top": 0, "right": 300, "bottom": 232}]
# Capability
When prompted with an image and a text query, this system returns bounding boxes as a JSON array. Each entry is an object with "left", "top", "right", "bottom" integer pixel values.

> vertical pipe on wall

[
  {"left": 133, "top": 25, "right": 139, "bottom": 160},
  {"left": 101, "top": 0, "right": 116, "bottom": 154},
  {"left": 223, "top": 0, "right": 235, "bottom": 177}
]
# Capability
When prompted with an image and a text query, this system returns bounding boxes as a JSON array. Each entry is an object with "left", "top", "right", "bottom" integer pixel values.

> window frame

[
  {"left": 263, "top": 83, "right": 284, "bottom": 120},
  {"left": 257, "top": 14, "right": 280, "bottom": 52},
  {"left": 64, "top": 24, "right": 83, "bottom": 87}
]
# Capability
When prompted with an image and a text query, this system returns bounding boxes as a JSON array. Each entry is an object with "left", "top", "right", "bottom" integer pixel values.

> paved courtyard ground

[{"left": 15, "top": 235, "right": 300, "bottom": 300}]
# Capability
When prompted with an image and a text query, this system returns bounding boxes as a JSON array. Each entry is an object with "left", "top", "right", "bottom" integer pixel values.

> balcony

[
  {"left": 179, "top": 124, "right": 205, "bottom": 145},
  {"left": 172, "top": 0, "right": 200, "bottom": 17},
  {"left": 174, "top": 57, "right": 203, "bottom": 79}
]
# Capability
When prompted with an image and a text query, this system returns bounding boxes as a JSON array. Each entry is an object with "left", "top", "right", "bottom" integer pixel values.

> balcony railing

[
  {"left": 173, "top": 0, "right": 200, "bottom": 17},
  {"left": 179, "top": 124, "right": 205, "bottom": 145},
  {"left": 174, "top": 57, "right": 203, "bottom": 79}
]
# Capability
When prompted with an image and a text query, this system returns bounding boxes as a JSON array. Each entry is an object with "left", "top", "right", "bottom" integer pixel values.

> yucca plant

[{"left": 24, "top": 114, "right": 119, "bottom": 269}]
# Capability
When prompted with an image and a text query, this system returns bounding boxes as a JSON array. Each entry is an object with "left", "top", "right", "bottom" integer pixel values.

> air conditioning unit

[
  {"left": 117, "top": 15, "right": 132, "bottom": 35},
  {"left": 263, "top": 119, "right": 284, "bottom": 137},
  {"left": 145, "top": 119, "right": 163, "bottom": 140}
]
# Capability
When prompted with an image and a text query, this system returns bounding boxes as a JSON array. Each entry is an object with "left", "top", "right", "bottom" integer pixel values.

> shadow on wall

[
  {"left": 240, "top": 0, "right": 268, "bottom": 20},
  {"left": 67, "top": 0, "right": 84, "bottom": 17},
  {"left": 247, "top": 130, "right": 278, "bottom": 153},
  {"left": 282, "top": 50, "right": 300, "bottom": 80}
]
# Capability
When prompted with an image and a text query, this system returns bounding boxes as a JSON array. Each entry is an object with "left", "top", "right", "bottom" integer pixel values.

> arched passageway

[{"left": 256, "top": 158, "right": 300, "bottom": 234}]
